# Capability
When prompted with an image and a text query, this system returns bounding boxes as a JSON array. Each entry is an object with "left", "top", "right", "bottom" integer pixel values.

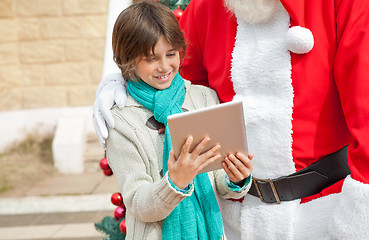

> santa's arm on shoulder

[
  {"left": 328, "top": 0, "right": 369, "bottom": 238},
  {"left": 92, "top": 72, "right": 127, "bottom": 147}
]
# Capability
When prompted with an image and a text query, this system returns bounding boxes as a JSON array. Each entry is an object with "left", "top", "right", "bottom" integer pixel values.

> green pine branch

[
  {"left": 159, "top": 0, "right": 191, "bottom": 10},
  {"left": 95, "top": 216, "right": 126, "bottom": 240}
]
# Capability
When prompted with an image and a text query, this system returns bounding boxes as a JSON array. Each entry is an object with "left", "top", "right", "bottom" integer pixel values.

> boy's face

[{"left": 135, "top": 36, "right": 180, "bottom": 90}]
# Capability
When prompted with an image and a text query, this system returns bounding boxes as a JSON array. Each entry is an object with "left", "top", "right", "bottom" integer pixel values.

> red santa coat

[{"left": 180, "top": 0, "right": 369, "bottom": 239}]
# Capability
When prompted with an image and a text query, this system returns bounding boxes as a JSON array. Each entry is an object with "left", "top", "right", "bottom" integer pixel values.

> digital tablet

[{"left": 167, "top": 101, "right": 248, "bottom": 173}]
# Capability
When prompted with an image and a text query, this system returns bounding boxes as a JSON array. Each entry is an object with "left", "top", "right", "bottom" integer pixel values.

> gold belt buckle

[{"left": 252, "top": 177, "right": 281, "bottom": 204}]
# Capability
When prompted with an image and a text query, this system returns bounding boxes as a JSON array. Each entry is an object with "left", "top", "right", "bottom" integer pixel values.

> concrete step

[{"left": 0, "top": 211, "right": 112, "bottom": 240}]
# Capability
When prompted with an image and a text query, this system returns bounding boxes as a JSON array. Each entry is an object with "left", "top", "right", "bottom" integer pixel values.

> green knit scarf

[{"left": 127, "top": 73, "right": 223, "bottom": 239}]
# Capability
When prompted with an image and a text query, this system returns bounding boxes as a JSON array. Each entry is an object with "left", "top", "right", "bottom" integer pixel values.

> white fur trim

[
  {"left": 328, "top": 176, "right": 369, "bottom": 238},
  {"left": 218, "top": 197, "right": 242, "bottom": 240},
  {"left": 294, "top": 192, "right": 338, "bottom": 239},
  {"left": 293, "top": 175, "right": 369, "bottom": 239},
  {"left": 286, "top": 26, "right": 314, "bottom": 54},
  {"left": 242, "top": 195, "right": 299, "bottom": 239},
  {"left": 230, "top": 2, "right": 294, "bottom": 179},
  {"left": 224, "top": 3, "right": 299, "bottom": 239},
  {"left": 239, "top": 177, "right": 369, "bottom": 239},
  {"left": 238, "top": 176, "right": 369, "bottom": 239}
]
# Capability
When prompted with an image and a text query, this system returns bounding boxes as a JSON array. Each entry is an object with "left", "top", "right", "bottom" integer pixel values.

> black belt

[{"left": 248, "top": 146, "right": 350, "bottom": 204}]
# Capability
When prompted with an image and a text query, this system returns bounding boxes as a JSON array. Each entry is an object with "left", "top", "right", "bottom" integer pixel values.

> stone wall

[{"left": 0, "top": 0, "right": 109, "bottom": 111}]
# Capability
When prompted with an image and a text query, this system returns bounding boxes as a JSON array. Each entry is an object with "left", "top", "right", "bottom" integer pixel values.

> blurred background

[
  {"left": 0, "top": 0, "right": 190, "bottom": 240},
  {"left": 0, "top": 0, "right": 126, "bottom": 239},
  {"left": 0, "top": 0, "right": 190, "bottom": 239}
]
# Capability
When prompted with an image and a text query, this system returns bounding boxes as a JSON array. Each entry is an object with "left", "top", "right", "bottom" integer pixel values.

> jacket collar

[{"left": 125, "top": 80, "right": 192, "bottom": 108}]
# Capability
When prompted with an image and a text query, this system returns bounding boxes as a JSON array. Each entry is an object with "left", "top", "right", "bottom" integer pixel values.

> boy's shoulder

[
  {"left": 184, "top": 80, "right": 217, "bottom": 96},
  {"left": 110, "top": 96, "right": 149, "bottom": 125},
  {"left": 184, "top": 80, "right": 219, "bottom": 107}
]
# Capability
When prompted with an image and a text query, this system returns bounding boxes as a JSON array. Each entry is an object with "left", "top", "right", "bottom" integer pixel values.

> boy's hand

[
  {"left": 168, "top": 136, "right": 221, "bottom": 189},
  {"left": 222, "top": 152, "right": 253, "bottom": 183}
]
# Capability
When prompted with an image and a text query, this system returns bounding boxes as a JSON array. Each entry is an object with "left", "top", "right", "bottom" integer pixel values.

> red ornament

[
  {"left": 114, "top": 206, "right": 126, "bottom": 220},
  {"left": 99, "top": 157, "right": 111, "bottom": 171},
  {"left": 119, "top": 219, "right": 127, "bottom": 234},
  {"left": 173, "top": 5, "right": 184, "bottom": 21},
  {"left": 111, "top": 192, "right": 123, "bottom": 206},
  {"left": 103, "top": 169, "right": 113, "bottom": 176},
  {"left": 120, "top": 201, "right": 125, "bottom": 209}
]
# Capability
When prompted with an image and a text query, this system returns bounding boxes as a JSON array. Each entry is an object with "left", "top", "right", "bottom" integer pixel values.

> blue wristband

[
  {"left": 226, "top": 174, "right": 252, "bottom": 192},
  {"left": 168, "top": 175, "right": 191, "bottom": 194}
]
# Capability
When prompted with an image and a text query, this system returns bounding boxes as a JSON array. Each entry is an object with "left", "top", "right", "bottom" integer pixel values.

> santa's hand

[
  {"left": 222, "top": 152, "right": 253, "bottom": 183},
  {"left": 92, "top": 72, "right": 127, "bottom": 147}
]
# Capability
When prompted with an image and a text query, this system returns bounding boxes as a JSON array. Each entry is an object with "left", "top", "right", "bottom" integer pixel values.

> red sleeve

[
  {"left": 179, "top": 0, "right": 209, "bottom": 87},
  {"left": 334, "top": 0, "right": 369, "bottom": 184},
  {"left": 179, "top": 0, "right": 237, "bottom": 102}
]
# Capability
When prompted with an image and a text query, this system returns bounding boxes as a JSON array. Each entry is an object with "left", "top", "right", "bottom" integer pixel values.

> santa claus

[{"left": 93, "top": 0, "right": 369, "bottom": 239}]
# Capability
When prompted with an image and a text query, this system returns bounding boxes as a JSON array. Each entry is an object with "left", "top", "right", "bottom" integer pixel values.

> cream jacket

[{"left": 106, "top": 80, "right": 250, "bottom": 240}]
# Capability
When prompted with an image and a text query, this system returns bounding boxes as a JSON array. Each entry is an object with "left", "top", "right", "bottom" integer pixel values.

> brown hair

[{"left": 112, "top": 1, "right": 186, "bottom": 80}]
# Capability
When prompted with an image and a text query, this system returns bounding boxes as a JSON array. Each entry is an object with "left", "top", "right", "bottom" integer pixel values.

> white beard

[{"left": 224, "top": 0, "right": 279, "bottom": 24}]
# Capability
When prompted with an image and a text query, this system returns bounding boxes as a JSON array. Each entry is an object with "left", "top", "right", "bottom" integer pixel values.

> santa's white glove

[{"left": 92, "top": 72, "right": 127, "bottom": 147}]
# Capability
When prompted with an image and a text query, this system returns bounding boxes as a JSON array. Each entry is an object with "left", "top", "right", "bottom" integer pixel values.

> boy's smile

[{"left": 135, "top": 36, "right": 180, "bottom": 90}]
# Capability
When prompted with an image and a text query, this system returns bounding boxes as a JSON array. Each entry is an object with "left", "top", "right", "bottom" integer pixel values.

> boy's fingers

[
  {"left": 203, "top": 144, "right": 221, "bottom": 159},
  {"left": 228, "top": 154, "right": 246, "bottom": 172},
  {"left": 200, "top": 154, "right": 221, "bottom": 170},
  {"left": 223, "top": 161, "right": 237, "bottom": 180},
  {"left": 180, "top": 136, "right": 193, "bottom": 155},
  {"left": 167, "top": 150, "right": 176, "bottom": 166},
  {"left": 235, "top": 152, "right": 253, "bottom": 169},
  {"left": 191, "top": 137, "right": 210, "bottom": 156},
  {"left": 222, "top": 161, "right": 233, "bottom": 174},
  {"left": 169, "top": 149, "right": 176, "bottom": 159},
  {"left": 228, "top": 155, "right": 251, "bottom": 180}
]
